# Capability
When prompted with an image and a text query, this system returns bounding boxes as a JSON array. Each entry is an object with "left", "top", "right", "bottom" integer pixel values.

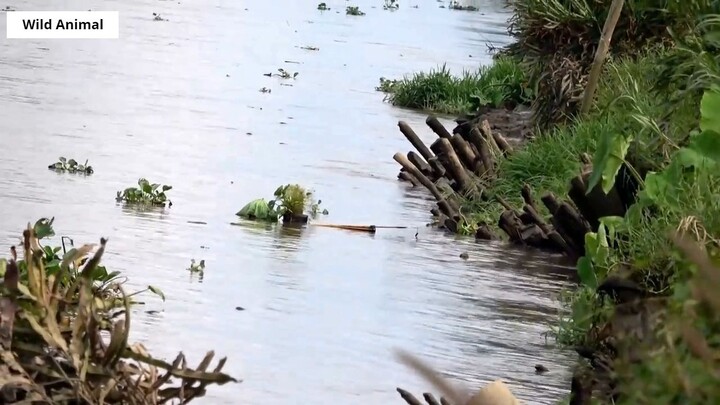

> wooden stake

[
  {"left": 399, "top": 121, "right": 434, "bottom": 161},
  {"left": 425, "top": 116, "right": 453, "bottom": 139},
  {"left": 580, "top": 0, "right": 626, "bottom": 115}
]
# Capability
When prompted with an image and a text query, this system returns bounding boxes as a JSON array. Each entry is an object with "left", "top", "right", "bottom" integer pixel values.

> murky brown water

[{"left": 0, "top": 1, "right": 577, "bottom": 404}]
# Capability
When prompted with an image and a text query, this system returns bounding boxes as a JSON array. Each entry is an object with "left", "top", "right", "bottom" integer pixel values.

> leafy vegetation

[
  {"left": 48, "top": 156, "right": 94, "bottom": 174},
  {"left": 0, "top": 219, "right": 235, "bottom": 402},
  {"left": 383, "top": 0, "right": 399, "bottom": 11},
  {"left": 188, "top": 259, "right": 205, "bottom": 276},
  {"left": 346, "top": 6, "right": 365, "bottom": 16},
  {"left": 407, "top": 3, "right": 720, "bottom": 399},
  {"left": 503, "top": 0, "right": 717, "bottom": 129},
  {"left": 236, "top": 184, "right": 328, "bottom": 223},
  {"left": 448, "top": 1, "right": 477, "bottom": 11},
  {"left": 547, "top": 27, "right": 719, "bottom": 405},
  {"left": 116, "top": 178, "right": 172, "bottom": 207},
  {"left": 274, "top": 68, "right": 299, "bottom": 79},
  {"left": 377, "top": 56, "right": 534, "bottom": 114}
]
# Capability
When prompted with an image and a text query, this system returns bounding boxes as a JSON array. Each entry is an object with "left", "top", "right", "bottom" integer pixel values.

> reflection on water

[{"left": 0, "top": 1, "right": 576, "bottom": 404}]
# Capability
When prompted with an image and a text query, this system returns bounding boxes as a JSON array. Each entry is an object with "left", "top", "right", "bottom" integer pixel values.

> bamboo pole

[{"left": 580, "top": 0, "right": 626, "bottom": 115}]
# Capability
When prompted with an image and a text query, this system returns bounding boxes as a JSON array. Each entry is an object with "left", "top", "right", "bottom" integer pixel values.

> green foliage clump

[
  {"left": 48, "top": 156, "right": 94, "bottom": 174},
  {"left": 116, "top": 178, "right": 172, "bottom": 207},
  {"left": 377, "top": 56, "right": 534, "bottom": 115},
  {"left": 504, "top": 0, "right": 717, "bottom": 128},
  {"left": 346, "top": 6, "right": 365, "bottom": 16},
  {"left": 0, "top": 220, "right": 236, "bottom": 404},
  {"left": 236, "top": 184, "right": 328, "bottom": 223}
]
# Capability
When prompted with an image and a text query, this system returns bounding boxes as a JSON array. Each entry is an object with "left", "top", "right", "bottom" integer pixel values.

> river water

[{"left": 0, "top": 0, "right": 577, "bottom": 404}]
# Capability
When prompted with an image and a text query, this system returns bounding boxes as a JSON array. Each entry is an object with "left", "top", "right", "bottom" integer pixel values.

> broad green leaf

[
  {"left": 585, "top": 232, "right": 599, "bottom": 259},
  {"left": 700, "top": 88, "right": 720, "bottom": 134},
  {"left": 639, "top": 171, "right": 668, "bottom": 206},
  {"left": 148, "top": 285, "right": 165, "bottom": 301},
  {"left": 236, "top": 199, "right": 276, "bottom": 221},
  {"left": 33, "top": 217, "right": 55, "bottom": 239},
  {"left": 576, "top": 257, "right": 597, "bottom": 288},
  {"left": 688, "top": 129, "right": 720, "bottom": 165},
  {"left": 139, "top": 179, "right": 152, "bottom": 194},
  {"left": 599, "top": 216, "right": 624, "bottom": 243},
  {"left": 587, "top": 132, "right": 632, "bottom": 194}
]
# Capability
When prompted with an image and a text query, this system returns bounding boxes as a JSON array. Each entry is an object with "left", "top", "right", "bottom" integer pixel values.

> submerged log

[
  {"left": 475, "top": 222, "right": 496, "bottom": 240},
  {"left": 541, "top": 192, "right": 561, "bottom": 215},
  {"left": 394, "top": 153, "right": 459, "bottom": 220},
  {"left": 569, "top": 172, "right": 626, "bottom": 231},
  {"left": 408, "top": 151, "right": 433, "bottom": 177},
  {"left": 398, "top": 171, "right": 421, "bottom": 186},
  {"left": 425, "top": 116, "right": 453, "bottom": 139},
  {"left": 397, "top": 388, "right": 424, "bottom": 405},
  {"left": 553, "top": 201, "right": 592, "bottom": 258},
  {"left": 427, "top": 157, "right": 446, "bottom": 179},
  {"left": 499, "top": 210, "right": 523, "bottom": 242},
  {"left": 399, "top": 121, "right": 434, "bottom": 161},
  {"left": 523, "top": 204, "right": 571, "bottom": 255}
]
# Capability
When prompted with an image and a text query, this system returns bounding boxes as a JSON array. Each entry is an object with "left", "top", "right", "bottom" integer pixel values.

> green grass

[{"left": 377, "top": 56, "right": 534, "bottom": 115}]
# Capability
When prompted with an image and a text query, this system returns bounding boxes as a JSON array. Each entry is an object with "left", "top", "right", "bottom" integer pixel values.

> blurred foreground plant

[{"left": 0, "top": 220, "right": 236, "bottom": 404}]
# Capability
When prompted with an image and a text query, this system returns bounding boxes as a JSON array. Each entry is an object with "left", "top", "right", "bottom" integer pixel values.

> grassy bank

[
  {"left": 385, "top": 1, "right": 720, "bottom": 403},
  {"left": 377, "top": 56, "right": 534, "bottom": 115}
]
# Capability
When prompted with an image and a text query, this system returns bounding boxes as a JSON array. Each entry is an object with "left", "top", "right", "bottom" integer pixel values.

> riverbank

[{"left": 383, "top": 1, "right": 720, "bottom": 403}]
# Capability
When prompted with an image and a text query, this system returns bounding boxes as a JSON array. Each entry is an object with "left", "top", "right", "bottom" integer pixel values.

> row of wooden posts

[{"left": 393, "top": 116, "right": 629, "bottom": 262}]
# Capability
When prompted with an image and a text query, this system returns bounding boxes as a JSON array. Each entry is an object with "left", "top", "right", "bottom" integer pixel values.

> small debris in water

[
  {"left": 226, "top": 74, "right": 230, "bottom": 77},
  {"left": 145, "top": 310, "right": 161, "bottom": 315},
  {"left": 263, "top": 72, "right": 272, "bottom": 77},
  {"left": 259, "top": 87, "right": 271, "bottom": 93},
  {"left": 459, "top": 252, "right": 469, "bottom": 260},
  {"left": 235, "top": 306, "right": 245, "bottom": 311},
  {"left": 200, "top": 245, "right": 209, "bottom": 249},
  {"left": 246, "top": 132, "right": 252, "bottom": 136},
  {"left": 285, "top": 60, "right": 301, "bottom": 64},
  {"left": 187, "top": 220, "right": 207, "bottom": 225},
  {"left": 300, "top": 45, "right": 319, "bottom": 51},
  {"left": 535, "top": 364, "right": 549, "bottom": 374},
  {"left": 152, "top": 12, "right": 166, "bottom": 21},
  {"left": 279, "top": 121, "right": 287, "bottom": 125}
]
